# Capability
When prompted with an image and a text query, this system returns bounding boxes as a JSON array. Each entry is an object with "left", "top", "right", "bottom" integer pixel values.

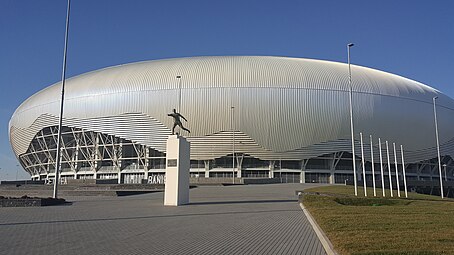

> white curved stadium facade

[{"left": 9, "top": 56, "right": 454, "bottom": 184}]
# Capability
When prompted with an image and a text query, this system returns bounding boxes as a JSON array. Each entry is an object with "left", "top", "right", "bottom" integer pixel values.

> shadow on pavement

[
  {"left": 189, "top": 199, "right": 297, "bottom": 205},
  {"left": 0, "top": 208, "right": 300, "bottom": 227}
]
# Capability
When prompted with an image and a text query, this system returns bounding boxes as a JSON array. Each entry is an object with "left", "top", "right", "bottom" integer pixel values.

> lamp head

[{"left": 347, "top": 43, "right": 354, "bottom": 47}]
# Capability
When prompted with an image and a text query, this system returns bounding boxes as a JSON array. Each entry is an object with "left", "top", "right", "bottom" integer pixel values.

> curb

[{"left": 299, "top": 202, "right": 338, "bottom": 255}]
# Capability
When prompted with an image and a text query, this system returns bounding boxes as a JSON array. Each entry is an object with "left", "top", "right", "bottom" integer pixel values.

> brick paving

[{"left": 0, "top": 183, "right": 327, "bottom": 255}]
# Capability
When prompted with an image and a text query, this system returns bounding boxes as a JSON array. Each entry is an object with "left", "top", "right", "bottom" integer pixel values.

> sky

[{"left": 0, "top": 0, "right": 453, "bottom": 180}]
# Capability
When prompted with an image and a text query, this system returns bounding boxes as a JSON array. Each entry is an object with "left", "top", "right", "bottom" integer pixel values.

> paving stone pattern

[{"left": 0, "top": 183, "right": 326, "bottom": 255}]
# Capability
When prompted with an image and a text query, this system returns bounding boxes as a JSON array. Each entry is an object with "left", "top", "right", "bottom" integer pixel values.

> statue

[{"left": 168, "top": 109, "right": 190, "bottom": 135}]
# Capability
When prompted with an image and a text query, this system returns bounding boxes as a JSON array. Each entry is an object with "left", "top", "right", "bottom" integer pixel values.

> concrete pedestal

[{"left": 164, "top": 135, "right": 190, "bottom": 206}]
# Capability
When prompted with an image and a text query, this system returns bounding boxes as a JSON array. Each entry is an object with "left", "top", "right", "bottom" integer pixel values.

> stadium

[{"left": 8, "top": 56, "right": 454, "bottom": 184}]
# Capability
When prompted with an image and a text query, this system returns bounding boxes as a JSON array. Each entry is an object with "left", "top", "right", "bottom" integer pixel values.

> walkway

[{"left": 0, "top": 183, "right": 327, "bottom": 255}]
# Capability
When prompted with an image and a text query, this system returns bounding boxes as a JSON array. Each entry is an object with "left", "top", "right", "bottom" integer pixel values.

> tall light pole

[
  {"left": 347, "top": 43, "right": 357, "bottom": 196},
  {"left": 176, "top": 75, "right": 182, "bottom": 135},
  {"left": 177, "top": 76, "right": 182, "bottom": 113},
  {"left": 231, "top": 106, "right": 235, "bottom": 184},
  {"left": 433, "top": 96, "right": 444, "bottom": 199},
  {"left": 53, "top": 0, "right": 71, "bottom": 199}
]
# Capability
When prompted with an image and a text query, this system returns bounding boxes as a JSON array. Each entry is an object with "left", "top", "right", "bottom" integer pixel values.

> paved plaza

[{"left": 0, "top": 183, "right": 327, "bottom": 255}]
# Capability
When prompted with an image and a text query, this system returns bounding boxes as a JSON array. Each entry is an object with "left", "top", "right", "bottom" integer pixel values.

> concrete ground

[{"left": 0, "top": 183, "right": 327, "bottom": 255}]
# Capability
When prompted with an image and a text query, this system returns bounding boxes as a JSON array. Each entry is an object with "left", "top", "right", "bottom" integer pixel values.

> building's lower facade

[{"left": 22, "top": 125, "right": 454, "bottom": 184}]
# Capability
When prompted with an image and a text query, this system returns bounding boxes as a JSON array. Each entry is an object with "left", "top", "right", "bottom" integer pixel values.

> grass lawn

[{"left": 302, "top": 185, "right": 454, "bottom": 255}]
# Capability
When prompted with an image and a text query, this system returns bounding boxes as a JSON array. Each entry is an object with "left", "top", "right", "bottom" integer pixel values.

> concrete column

[
  {"left": 74, "top": 144, "right": 79, "bottom": 169},
  {"left": 144, "top": 147, "right": 150, "bottom": 182},
  {"left": 300, "top": 160, "right": 306, "bottom": 183},
  {"left": 94, "top": 134, "right": 99, "bottom": 180},
  {"left": 118, "top": 141, "right": 123, "bottom": 184},
  {"left": 236, "top": 155, "right": 242, "bottom": 178},
  {"left": 329, "top": 154, "right": 338, "bottom": 184},
  {"left": 94, "top": 135, "right": 99, "bottom": 169},
  {"left": 417, "top": 163, "right": 422, "bottom": 181},
  {"left": 300, "top": 170, "right": 306, "bottom": 183},
  {"left": 269, "top": 160, "right": 275, "bottom": 178},
  {"left": 329, "top": 166, "right": 335, "bottom": 184},
  {"left": 204, "top": 160, "right": 210, "bottom": 178}
]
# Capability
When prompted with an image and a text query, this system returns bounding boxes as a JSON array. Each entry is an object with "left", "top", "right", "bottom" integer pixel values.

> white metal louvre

[{"left": 9, "top": 56, "right": 454, "bottom": 166}]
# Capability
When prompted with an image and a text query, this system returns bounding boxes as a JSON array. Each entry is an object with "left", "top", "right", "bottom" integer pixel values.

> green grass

[
  {"left": 302, "top": 185, "right": 454, "bottom": 255},
  {"left": 306, "top": 185, "right": 447, "bottom": 201}
]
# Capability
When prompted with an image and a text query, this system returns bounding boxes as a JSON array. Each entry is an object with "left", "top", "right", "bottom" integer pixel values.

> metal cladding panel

[{"left": 9, "top": 56, "right": 454, "bottom": 164}]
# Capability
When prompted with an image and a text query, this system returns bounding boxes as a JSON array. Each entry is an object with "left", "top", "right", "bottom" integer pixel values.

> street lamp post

[
  {"left": 433, "top": 96, "right": 444, "bottom": 199},
  {"left": 347, "top": 43, "right": 357, "bottom": 196},
  {"left": 176, "top": 75, "right": 182, "bottom": 135},
  {"left": 177, "top": 76, "right": 182, "bottom": 113},
  {"left": 231, "top": 106, "right": 235, "bottom": 184},
  {"left": 53, "top": 0, "right": 71, "bottom": 199}
]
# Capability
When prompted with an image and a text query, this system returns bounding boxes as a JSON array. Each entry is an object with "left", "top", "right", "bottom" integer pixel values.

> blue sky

[{"left": 1, "top": 0, "right": 453, "bottom": 180}]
